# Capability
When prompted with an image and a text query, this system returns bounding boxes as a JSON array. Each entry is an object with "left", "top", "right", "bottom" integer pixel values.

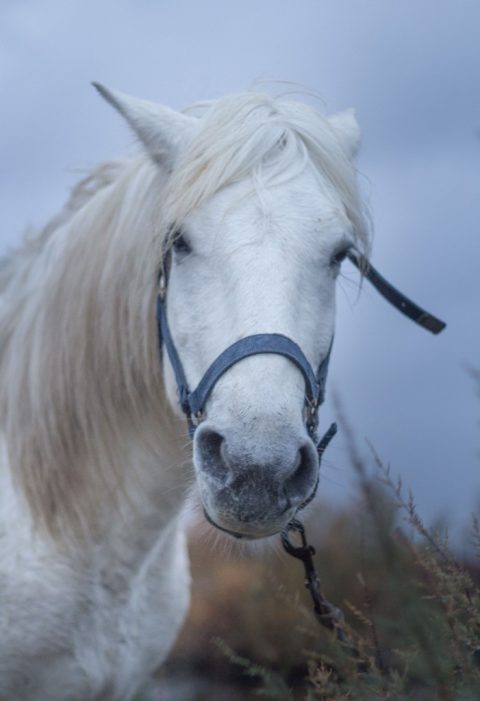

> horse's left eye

[
  {"left": 172, "top": 233, "right": 192, "bottom": 256},
  {"left": 331, "top": 247, "right": 349, "bottom": 267}
]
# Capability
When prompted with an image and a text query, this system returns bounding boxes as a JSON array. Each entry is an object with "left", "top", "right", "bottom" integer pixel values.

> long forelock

[{"left": 165, "top": 92, "right": 370, "bottom": 254}]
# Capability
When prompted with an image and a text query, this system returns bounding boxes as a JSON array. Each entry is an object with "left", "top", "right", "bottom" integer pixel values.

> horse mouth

[
  {"left": 202, "top": 507, "right": 288, "bottom": 540},
  {"left": 202, "top": 474, "right": 320, "bottom": 540},
  {"left": 203, "top": 509, "right": 248, "bottom": 539}
]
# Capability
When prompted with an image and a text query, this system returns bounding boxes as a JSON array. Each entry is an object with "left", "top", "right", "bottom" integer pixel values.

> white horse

[{"left": 0, "top": 86, "right": 369, "bottom": 700}]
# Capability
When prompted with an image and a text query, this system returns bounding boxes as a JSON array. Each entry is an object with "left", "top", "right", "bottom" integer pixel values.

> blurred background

[{"left": 2, "top": 1, "right": 479, "bottom": 698}]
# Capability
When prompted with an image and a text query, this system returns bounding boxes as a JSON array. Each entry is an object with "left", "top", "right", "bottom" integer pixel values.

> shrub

[{"left": 166, "top": 426, "right": 479, "bottom": 701}]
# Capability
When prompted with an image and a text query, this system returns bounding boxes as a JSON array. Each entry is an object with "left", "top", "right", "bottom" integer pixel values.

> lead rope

[
  {"left": 280, "top": 424, "right": 366, "bottom": 669},
  {"left": 281, "top": 518, "right": 347, "bottom": 639}
]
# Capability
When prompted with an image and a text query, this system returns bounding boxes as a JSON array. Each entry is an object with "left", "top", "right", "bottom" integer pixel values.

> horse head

[{"left": 95, "top": 84, "right": 368, "bottom": 539}]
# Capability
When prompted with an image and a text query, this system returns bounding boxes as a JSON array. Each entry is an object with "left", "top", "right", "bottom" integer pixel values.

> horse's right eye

[{"left": 172, "top": 232, "right": 192, "bottom": 256}]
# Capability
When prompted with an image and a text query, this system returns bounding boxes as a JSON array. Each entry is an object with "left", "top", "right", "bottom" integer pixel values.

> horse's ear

[
  {"left": 328, "top": 108, "right": 361, "bottom": 160},
  {"left": 92, "top": 83, "right": 195, "bottom": 169}
]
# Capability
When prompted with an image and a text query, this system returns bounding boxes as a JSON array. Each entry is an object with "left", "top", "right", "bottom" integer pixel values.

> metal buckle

[
  {"left": 304, "top": 396, "right": 318, "bottom": 435},
  {"left": 158, "top": 273, "right": 167, "bottom": 302},
  {"left": 192, "top": 410, "right": 205, "bottom": 426},
  {"left": 187, "top": 410, "right": 205, "bottom": 438}
]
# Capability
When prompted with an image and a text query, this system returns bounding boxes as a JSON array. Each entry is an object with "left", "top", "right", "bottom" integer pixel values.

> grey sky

[{"left": 1, "top": 0, "right": 479, "bottom": 536}]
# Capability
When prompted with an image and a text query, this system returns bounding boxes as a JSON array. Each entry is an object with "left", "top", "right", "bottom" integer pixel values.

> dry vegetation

[{"left": 158, "top": 425, "right": 480, "bottom": 701}]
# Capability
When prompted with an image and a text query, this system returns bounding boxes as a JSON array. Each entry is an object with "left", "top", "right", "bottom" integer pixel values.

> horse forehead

[
  {"left": 255, "top": 169, "right": 339, "bottom": 215},
  {"left": 192, "top": 175, "right": 347, "bottom": 245}
]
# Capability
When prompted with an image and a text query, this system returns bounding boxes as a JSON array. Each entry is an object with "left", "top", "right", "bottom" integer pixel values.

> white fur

[{"left": 0, "top": 88, "right": 369, "bottom": 699}]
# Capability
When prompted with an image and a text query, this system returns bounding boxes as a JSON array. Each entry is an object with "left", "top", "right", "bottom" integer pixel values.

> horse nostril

[
  {"left": 195, "top": 428, "right": 228, "bottom": 485},
  {"left": 195, "top": 426, "right": 319, "bottom": 509},
  {"left": 284, "top": 444, "right": 317, "bottom": 505}
]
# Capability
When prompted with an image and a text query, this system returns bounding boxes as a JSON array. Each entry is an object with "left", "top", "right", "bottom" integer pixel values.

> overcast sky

[{"left": 1, "top": 0, "right": 479, "bottom": 540}]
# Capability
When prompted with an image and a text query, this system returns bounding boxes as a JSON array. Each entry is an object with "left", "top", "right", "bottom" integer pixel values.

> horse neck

[{"left": 0, "top": 156, "right": 190, "bottom": 544}]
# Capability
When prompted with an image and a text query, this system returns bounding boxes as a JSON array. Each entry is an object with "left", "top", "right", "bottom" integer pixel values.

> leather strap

[
  {"left": 156, "top": 296, "right": 191, "bottom": 414},
  {"left": 188, "top": 333, "right": 323, "bottom": 416},
  {"left": 157, "top": 295, "right": 331, "bottom": 420},
  {"left": 347, "top": 251, "right": 446, "bottom": 334}
]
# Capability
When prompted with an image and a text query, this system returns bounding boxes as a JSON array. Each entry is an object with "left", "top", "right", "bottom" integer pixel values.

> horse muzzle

[{"left": 193, "top": 422, "right": 319, "bottom": 539}]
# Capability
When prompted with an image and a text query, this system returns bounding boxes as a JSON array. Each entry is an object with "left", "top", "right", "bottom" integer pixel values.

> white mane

[{"left": 0, "top": 91, "right": 370, "bottom": 540}]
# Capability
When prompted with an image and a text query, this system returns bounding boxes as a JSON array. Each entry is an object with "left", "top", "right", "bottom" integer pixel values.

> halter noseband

[
  {"left": 156, "top": 282, "right": 332, "bottom": 440},
  {"left": 156, "top": 247, "right": 445, "bottom": 445}
]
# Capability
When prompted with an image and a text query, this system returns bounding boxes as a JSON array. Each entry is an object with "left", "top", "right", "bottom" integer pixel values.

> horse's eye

[
  {"left": 172, "top": 232, "right": 192, "bottom": 256},
  {"left": 331, "top": 247, "right": 349, "bottom": 267}
]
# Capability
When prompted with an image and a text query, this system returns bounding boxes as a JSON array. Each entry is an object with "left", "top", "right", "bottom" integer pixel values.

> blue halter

[
  {"left": 156, "top": 247, "right": 446, "bottom": 444},
  {"left": 156, "top": 293, "right": 332, "bottom": 440}
]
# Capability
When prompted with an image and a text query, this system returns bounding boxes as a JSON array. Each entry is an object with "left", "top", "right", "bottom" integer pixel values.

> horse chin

[{"left": 202, "top": 506, "right": 294, "bottom": 541}]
